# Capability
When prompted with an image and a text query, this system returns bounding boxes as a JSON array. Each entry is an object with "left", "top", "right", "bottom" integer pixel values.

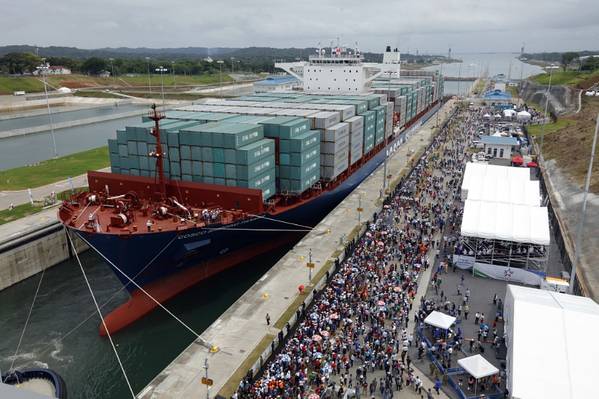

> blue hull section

[{"left": 73, "top": 105, "right": 439, "bottom": 293}]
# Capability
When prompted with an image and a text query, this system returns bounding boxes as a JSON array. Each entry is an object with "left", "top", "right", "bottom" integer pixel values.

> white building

[
  {"left": 33, "top": 65, "right": 71, "bottom": 75},
  {"left": 253, "top": 75, "right": 299, "bottom": 93},
  {"left": 480, "top": 135, "right": 519, "bottom": 159}
]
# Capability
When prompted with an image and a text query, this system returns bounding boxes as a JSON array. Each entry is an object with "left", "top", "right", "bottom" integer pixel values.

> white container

[
  {"left": 322, "top": 122, "right": 350, "bottom": 142},
  {"left": 345, "top": 115, "right": 364, "bottom": 134},
  {"left": 321, "top": 136, "right": 349, "bottom": 154}
]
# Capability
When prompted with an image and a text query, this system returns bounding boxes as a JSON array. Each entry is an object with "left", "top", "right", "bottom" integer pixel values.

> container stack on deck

[{"left": 106, "top": 83, "right": 438, "bottom": 201}]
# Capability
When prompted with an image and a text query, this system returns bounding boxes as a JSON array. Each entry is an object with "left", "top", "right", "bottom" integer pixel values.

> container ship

[{"left": 58, "top": 46, "right": 445, "bottom": 335}]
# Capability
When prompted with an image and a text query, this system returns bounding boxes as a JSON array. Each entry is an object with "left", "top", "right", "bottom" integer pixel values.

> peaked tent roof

[{"left": 458, "top": 354, "right": 499, "bottom": 379}]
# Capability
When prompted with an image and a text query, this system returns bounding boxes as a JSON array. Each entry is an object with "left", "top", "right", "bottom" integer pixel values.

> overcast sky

[{"left": 2, "top": 0, "right": 599, "bottom": 53}]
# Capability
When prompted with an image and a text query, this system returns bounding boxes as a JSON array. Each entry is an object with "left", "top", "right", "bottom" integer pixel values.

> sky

[{"left": 2, "top": 0, "right": 599, "bottom": 53}]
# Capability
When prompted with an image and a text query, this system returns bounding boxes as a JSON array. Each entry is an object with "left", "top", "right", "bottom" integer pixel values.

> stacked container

[
  {"left": 361, "top": 110, "right": 376, "bottom": 154},
  {"left": 372, "top": 105, "right": 386, "bottom": 145},
  {"left": 320, "top": 122, "right": 349, "bottom": 180},
  {"left": 178, "top": 122, "right": 276, "bottom": 200},
  {"left": 345, "top": 115, "right": 364, "bottom": 165},
  {"left": 259, "top": 117, "right": 321, "bottom": 194}
]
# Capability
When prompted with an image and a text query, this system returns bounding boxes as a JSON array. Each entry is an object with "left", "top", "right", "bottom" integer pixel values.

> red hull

[{"left": 100, "top": 234, "right": 296, "bottom": 336}]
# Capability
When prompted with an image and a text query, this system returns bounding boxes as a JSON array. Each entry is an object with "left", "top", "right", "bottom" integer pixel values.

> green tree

[
  {"left": 80, "top": 57, "right": 107, "bottom": 75},
  {"left": 561, "top": 52, "right": 579, "bottom": 71},
  {"left": 0, "top": 52, "right": 42, "bottom": 74}
]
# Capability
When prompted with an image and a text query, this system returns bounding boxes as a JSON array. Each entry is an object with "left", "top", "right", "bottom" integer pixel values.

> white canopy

[
  {"left": 466, "top": 176, "right": 540, "bottom": 206},
  {"left": 483, "top": 113, "right": 491, "bottom": 119},
  {"left": 517, "top": 110, "right": 531, "bottom": 121},
  {"left": 504, "top": 285, "right": 599, "bottom": 399},
  {"left": 461, "top": 200, "right": 550, "bottom": 245},
  {"left": 424, "top": 311, "right": 456, "bottom": 330},
  {"left": 461, "top": 162, "right": 530, "bottom": 199},
  {"left": 503, "top": 109, "right": 517, "bottom": 117},
  {"left": 458, "top": 355, "right": 499, "bottom": 379}
]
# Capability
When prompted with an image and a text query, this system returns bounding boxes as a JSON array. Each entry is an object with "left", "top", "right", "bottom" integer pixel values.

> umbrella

[
  {"left": 527, "top": 161, "right": 538, "bottom": 168},
  {"left": 330, "top": 313, "right": 339, "bottom": 320},
  {"left": 394, "top": 286, "right": 402, "bottom": 292},
  {"left": 309, "top": 394, "right": 320, "bottom": 399},
  {"left": 377, "top": 300, "right": 386, "bottom": 306},
  {"left": 320, "top": 330, "right": 330, "bottom": 338},
  {"left": 312, "top": 334, "right": 322, "bottom": 342},
  {"left": 512, "top": 155, "right": 524, "bottom": 165}
]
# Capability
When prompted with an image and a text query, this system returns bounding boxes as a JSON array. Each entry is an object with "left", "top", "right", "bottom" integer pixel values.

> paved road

[{"left": 0, "top": 168, "right": 110, "bottom": 210}]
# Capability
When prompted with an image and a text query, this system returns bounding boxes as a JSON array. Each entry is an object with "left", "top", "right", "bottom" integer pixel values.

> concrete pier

[
  {"left": 139, "top": 99, "right": 457, "bottom": 399},
  {"left": 0, "top": 207, "right": 87, "bottom": 291}
]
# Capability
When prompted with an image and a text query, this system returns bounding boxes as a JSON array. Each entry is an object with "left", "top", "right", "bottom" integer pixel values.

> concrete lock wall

[{"left": 0, "top": 225, "right": 88, "bottom": 291}]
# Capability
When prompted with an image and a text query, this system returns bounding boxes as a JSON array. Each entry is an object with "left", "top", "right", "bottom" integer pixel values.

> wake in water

[{"left": 49, "top": 338, "right": 73, "bottom": 363}]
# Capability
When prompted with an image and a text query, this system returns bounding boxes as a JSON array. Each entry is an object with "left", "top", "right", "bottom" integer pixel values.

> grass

[
  {"left": 217, "top": 333, "right": 275, "bottom": 398},
  {"left": 527, "top": 119, "right": 574, "bottom": 137},
  {"left": 73, "top": 90, "right": 124, "bottom": 99},
  {"left": 0, "top": 146, "right": 109, "bottom": 190},
  {"left": 0, "top": 202, "right": 44, "bottom": 225},
  {"left": 0, "top": 73, "right": 234, "bottom": 94},
  {"left": 473, "top": 79, "right": 487, "bottom": 95},
  {"left": 0, "top": 76, "right": 45, "bottom": 94},
  {"left": 530, "top": 70, "right": 599, "bottom": 87}
]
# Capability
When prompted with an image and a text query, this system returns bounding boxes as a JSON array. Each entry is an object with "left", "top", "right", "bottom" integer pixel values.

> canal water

[
  {"left": 0, "top": 104, "right": 147, "bottom": 132},
  {"left": 0, "top": 52, "right": 546, "bottom": 398},
  {"left": 0, "top": 243, "right": 295, "bottom": 398}
]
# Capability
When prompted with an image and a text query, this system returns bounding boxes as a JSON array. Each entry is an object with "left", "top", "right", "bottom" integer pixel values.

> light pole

[
  {"left": 155, "top": 66, "right": 167, "bottom": 105},
  {"left": 109, "top": 57, "right": 115, "bottom": 84},
  {"left": 217, "top": 60, "right": 224, "bottom": 97},
  {"left": 171, "top": 61, "right": 176, "bottom": 89},
  {"left": 570, "top": 113, "right": 599, "bottom": 294},
  {"left": 457, "top": 62, "right": 462, "bottom": 97},
  {"left": 145, "top": 57, "right": 152, "bottom": 93},
  {"left": 539, "top": 65, "right": 559, "bottom": 158},
  {"left": 36, "top": 60, "right": 58, "bottom": 158}
]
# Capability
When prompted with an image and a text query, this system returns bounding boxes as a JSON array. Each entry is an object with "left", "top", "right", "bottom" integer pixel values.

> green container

[
  {"left": 213, "top": 163, "right": 225, "bottom": 178},
  {"left": 201, "top": 147, "right": 213, "bottom": 162},
  {"left": 167, "top": 132, "right": 179, "bottom": 146},
  {"left": 168, "top": 147, "right": 179, "bottom": 161},
  {"left": 259, "top": 117, "right": 301, "bottom": 138},
  {"left": 224, "top": 149, "right": 236, "bottom": 164},
  {"left": 139, "top": 156, "right": 150, "bottom": 170},
  {"left": 170, "top": 162, "right": 181, "bottom": 176},
  {"left": 214, "top": 177, "right": 226, "bottom": 185},
  {"left": 212, "top": 148, "right": 225, "bottom": 163},
  {"left": 180, "top": 145, "right": 191, "bottom": 160},
  {"left": 192, "top": 161, "right": 202, "bottom": 175},
  {"left": 278, "top": 119, "right": 310, "bottom": 139},
  {"left": 118, "top": 144, "right": 128, "bottom": 157},
  {"left": 203, "top": 162, "right": 213, "bottom": 177},
  {"left": 225, "top": 164, "right": 237, "bottom": 179},
  {"left": 182, "top": 174, "right": 192, "bottom": 182},
  {"left": 108, "top": 139, "right": 118, "bottom": 154},
  {"left": 127, "top": 141, "right": 138, "bottom": 156},
  {"left": 137, "top": 142, "right": 148, "bottom": 156},
  {"left": 191, "top": 146, "right": 202, "bottom": 160},
  {"left": 203, "top": 176, "right": 214, "bottom": 184},
  {"left": 278, "top": 158, "right": 320, "bottom": 180},
  {"left": 286, "top": 131, "right": 320, "bottom": 152},
  {"left": 109, "top": 153, "right": 119, "bottom": 167},
  {"left": 236, "top": 158, "right": 275, "bottom": 180},
  {"left": 181, "top": 160, "right": 192, "bottom": 175},
  {"left": 116, "top": 130, "right": 127, "bottom": 144},
  {"left": 235, "top": 139, "right": 275, "bottom": 165},
  {"left": 237, "top": 167, "right": 276, "bottom": 190}
]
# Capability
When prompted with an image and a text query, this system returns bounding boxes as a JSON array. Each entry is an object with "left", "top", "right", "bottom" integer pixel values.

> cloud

[{"left": 1, "top": 0, "right": 598, "bottom": 52}]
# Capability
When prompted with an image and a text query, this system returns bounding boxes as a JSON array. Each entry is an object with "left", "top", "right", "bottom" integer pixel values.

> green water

[{"left": 0, "top": 244, "right": 293, "bottom": 398}]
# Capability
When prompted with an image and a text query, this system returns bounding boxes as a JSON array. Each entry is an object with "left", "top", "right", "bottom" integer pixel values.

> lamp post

[
  {"left": 155, "top": 66, "right": 167, "bottom": 105},
  {"left": 145, "top": 57, "right": 152, "bottom": 93},
  {"left": 539, "top": 65, "right": 559, "bottom": 158},
  {"left": 109, "top": 57, "right": 115, "bottom": 84},
  {"left": 171, "top": 61, "right": 176, "bottom": 90},
  {"left": 570, "top": 113, "right": 599, "bottom": 294},
  {"left": 217, "top": 60, "right": 224, "bottom": 97},
  {"left": 36, "top": 60, "right": 58, "bottom": 158}
]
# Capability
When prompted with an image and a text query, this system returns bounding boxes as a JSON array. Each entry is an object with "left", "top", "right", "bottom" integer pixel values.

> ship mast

[{"left": 148, "top": 104, "right": 167, "bottom": 197}]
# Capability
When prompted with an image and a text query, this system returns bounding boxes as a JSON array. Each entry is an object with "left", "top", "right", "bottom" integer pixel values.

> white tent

[
  {"left": 423, "top": 311, "right": 456, "bottom": 330},
  {"left": 466, "top": 176, "right": 540, "bottom": 206},
  {"left": 461, "top": 200, "right": 550, "bottom": 245},
  {"left": 503, "top": 109, "right": 517, "bottom": 118},
  {"left": 504, "top": 285, "right": 599, "bottom": 399},
  {"left": 56, "top": 86, "right": 72, "bottom": 94},
  {"left": 461, "top": 162, "right": 530, "bottom": 200},
  {"left": 458, "top": 354, "right": 498, "bottom": 379},
  {"left": 516, "top": 110, "right": 531, "bottom": 122},
  {"left": 483, "top": 113, "right": 491, "bottom": 119}
]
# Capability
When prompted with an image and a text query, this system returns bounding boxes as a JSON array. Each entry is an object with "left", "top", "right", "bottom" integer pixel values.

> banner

[{"left": 452, "top": 255, "right": 544, "bottom": 286}]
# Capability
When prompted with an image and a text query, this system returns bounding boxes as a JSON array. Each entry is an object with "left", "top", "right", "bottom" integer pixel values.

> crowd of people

[{"left": 234, "top": 105, "right": 478, "bottom": 399}]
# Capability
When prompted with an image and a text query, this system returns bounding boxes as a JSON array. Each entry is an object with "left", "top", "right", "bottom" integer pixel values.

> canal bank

[
  {"left": 139, "top": 99, "right": 457, "bottom": 399},
  {"left": 0, "top": 208, "right": 87, "bottom": 291}
]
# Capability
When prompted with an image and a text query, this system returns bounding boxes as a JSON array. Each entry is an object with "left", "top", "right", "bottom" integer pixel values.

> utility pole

[
  {"left": 171, "top": 61, "right": 176, "bottom": 89},
  {"left": 217, "top": 60, "right": 224, "bottom": 97},
  {"left": 145, "top": 57, "right": 152, "bottom": 93},
  {"left": 307, "top": 248, "right": 314, "bottom": 283},
  {"left": 37, "top": 60, "right": 58, "bottom": 158},
  {"left": 155, "top": 66, "right": 167, "bottom": 105},
  {"left": 570, "top": 113, "right": 599, "bottom": 294},
  {"left": 109, "top": 57, "right": 115, "bottom": 84},
  {"left": 204, "top": 358, "right": 210, "bottom": 399}
]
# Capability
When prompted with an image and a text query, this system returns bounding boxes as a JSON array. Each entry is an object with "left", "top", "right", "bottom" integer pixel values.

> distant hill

[{"left": 0, "top": 45, "right": 443, "bottom": 63}]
